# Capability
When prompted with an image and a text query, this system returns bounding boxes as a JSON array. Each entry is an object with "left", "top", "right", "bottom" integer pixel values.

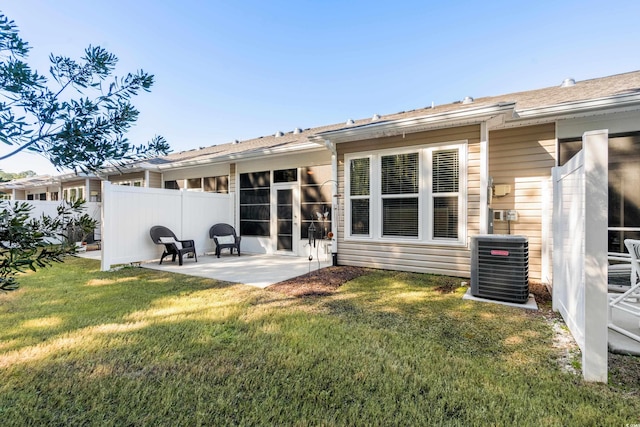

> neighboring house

[
  {"left": 1, "top": 173, "right": 103, "bottom": 202},
  {"left": 2, "top": 70, "right": 640, "bottom": 283}
]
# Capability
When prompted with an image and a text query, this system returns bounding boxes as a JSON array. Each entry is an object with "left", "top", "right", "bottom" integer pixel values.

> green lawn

[{"left": 0, "top": 257, "right": 638, "bottom": 426}]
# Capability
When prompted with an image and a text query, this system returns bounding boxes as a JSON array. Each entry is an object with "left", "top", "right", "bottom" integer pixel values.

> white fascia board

[
  {"left": 56, "top": 172, "right": 100, "bottom": 182},
  {"left": 98, "top": 162, "right": 157, "bottom": 176},
  {"left": 313, "top": 103, "right": 517, "bottom": 144},
  {"left": 514, "top": 92, "right": 640, "bottom": 120},
  {"left": 154, "top": 141, "right": 324, "bottom": 171}
]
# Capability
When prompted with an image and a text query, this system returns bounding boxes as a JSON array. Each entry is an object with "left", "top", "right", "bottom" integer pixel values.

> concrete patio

[
  {"left": 140, "top": 253, "right": 332, "bottom": 288},
  {"left": 608, "top": 295, "right": 640, "bottom": 356}
]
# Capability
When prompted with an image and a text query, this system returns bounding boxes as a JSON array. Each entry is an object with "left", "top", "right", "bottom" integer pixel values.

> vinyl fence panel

[
  {"left": 101, "top": 182, "right": 233, "bottom": 270},
  {"left": 1, "top": 200, "right": 101, "bottom": 244},
  {"left": 551, "top": 129, "right": 608, "bottom": 382}
]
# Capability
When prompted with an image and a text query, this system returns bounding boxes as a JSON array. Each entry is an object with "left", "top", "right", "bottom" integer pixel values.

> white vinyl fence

[
  {"left": 100, "top": 182, "right": 233, "bottom": 270},
  {"left": 2, "top": 200, "right": 102, "bottom": 243},
  {"left": 551, "top": 129, "right": 609, "bottom": 382}
]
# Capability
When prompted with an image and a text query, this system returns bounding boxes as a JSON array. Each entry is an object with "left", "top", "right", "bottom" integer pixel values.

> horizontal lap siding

[
  {"left": 62, "top": 179, "right": 86, "bottom": 190},
  {"left": 107, "top": 172, "right": 145, "bottom": 183},
  {"left": 489, "top": 123, "right": 556, "bottom": 280},
  {"left": 337, "top": 125, "right": 481, "bottom": 278},
  {"left": 148, "top": 172, "right": 162, "bottom": 188}
]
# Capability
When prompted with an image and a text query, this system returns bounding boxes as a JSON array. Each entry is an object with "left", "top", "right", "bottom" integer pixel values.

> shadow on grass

[{"left": 0, "top": 257, "right": 242, "bottom": 355}]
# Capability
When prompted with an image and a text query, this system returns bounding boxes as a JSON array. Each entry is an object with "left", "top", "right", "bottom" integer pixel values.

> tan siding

[
  {"left": 336, "top": 125, "right": 481, "bottom": 278},
  {"left": 107, "top": 172, "right": 145, "bottom": 183},
  {"left": 62, "top": 179, "right": 86, "bottom": 190},
  {"left": 89, "top": 180, "right": 101, "bottom": 194},
  {"left": 89, "top": 179, "right": 101, "bottom": 201},
  {"left": 230, "top": 163, "right": 236, "bottom": 226},
  {"left": 230, "top": 163, "right": 236, "bottom": 193},
  {"left": 489, "top": 123, "right": 556, "bottom": 280},
  {"left": 148, "top": 172, "right": 162, "bottom": 188}
]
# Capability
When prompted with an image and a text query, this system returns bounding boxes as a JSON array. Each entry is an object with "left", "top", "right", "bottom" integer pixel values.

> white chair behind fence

[{"left": 608, "top": 238, "right": 640, "bottom": 342}]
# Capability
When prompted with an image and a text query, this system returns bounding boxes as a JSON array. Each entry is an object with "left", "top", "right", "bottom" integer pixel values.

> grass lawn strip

[{"left": 0, "top": 257, "right": 638, "bottom": 425}]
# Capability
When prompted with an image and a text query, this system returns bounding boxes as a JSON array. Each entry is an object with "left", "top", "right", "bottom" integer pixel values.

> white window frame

[
  {"left": 64, "top": 186, "right": 85, "bottom": 202},
  {"left": 113, "top": 179, "right": 143, "bottom": 187},
  {"left": 345, "top": 141, "right": 467, "bottom": 246},
  {"left": 345, "top": 155, "right": 373, "bottom": 238}
]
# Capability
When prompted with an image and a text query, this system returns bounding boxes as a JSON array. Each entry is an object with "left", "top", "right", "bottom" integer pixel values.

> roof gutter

[
  {"left": 151, "top": 141, "right": 326, "bottom": 171},
  {"left": 310, "top": 102, "right": 516, "bottom": 144},
  {"left": 514, "top": 92, "right": 640, "bottom": 120}
]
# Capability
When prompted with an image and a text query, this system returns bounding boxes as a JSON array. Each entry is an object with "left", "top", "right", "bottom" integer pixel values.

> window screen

[
  {"left": 350, "top": 158, "right": 370, "bottom": 235},
  {"left": 350, "top": 158, "right": 370, "bottom": 196},
  {"left": 240, "top": 171, "right": 271, "bottom": 236},
  {"left": 433, "top": 149, "right": 459, "bottom": 239},
  {"left": 381, "top": 153, "right": 419, "bottom": 237}
]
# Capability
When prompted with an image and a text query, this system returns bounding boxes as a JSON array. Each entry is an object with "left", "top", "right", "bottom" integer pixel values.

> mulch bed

[
  {"left": 266, "top": 266, "right": 369, "bottom": 297},
  {"left": 267, "top": 265, "right": 553, "bottom": 304}
]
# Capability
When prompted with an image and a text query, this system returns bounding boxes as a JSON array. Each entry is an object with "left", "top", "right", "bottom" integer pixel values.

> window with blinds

[
  {"left": 381, "top": 153, "right": 418, "bottom": 237},
  {"left": 345, "top": 143, "right": 464, "bottom": 243},
  {"left": 349, "top": 158, "right": 370, "bottom": 235},
  {"left": 432, "top": 149, "right": 459, "bottom": 239}
]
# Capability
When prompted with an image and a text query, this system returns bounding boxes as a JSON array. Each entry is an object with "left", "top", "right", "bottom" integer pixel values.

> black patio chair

[
  {"left": 209, "top": 223, "right": 241, "bottom": 258},
  {"left": 149, "top": 225, "right": 197, "bottom": 266}
]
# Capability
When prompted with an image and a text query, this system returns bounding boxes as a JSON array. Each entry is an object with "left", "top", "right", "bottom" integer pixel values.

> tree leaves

[
  {"left": 0, "top": 12, "right": 170, "bottom": 173},
  {"left": 0, "top": 199, "right": 97, "bottom": 291}
]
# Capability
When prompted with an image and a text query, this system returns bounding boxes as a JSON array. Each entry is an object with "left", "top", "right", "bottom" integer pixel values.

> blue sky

[{"left": 1, "top": 0, "right": 639, "bottom": 175}]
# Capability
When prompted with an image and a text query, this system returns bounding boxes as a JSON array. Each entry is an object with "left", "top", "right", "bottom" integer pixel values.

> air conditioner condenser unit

[{"left": 470, "top": 235, "right": 529, "bottom": 304}]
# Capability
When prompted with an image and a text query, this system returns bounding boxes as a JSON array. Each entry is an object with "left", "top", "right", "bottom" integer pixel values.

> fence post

[
  {"left": 100, "top": 181, "right": 111, "bottom": 271},
  {"left": 582, "top": 129, "right": 609, "bottom": 382},
  {"left": 551, "top": 167, "right": 561, "bottom": 313}
]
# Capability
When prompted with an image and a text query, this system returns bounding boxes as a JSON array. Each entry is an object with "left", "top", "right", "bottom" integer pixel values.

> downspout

[
  {"left": 479, "top": 122, "right": 489, "bottom": 234},
  {"left": 324, "top": 139, "right": 339, "bottom": 266}
]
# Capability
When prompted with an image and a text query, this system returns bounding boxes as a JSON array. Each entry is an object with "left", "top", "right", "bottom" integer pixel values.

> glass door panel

[{"left": 277, "top": 189, "right": 293, "bottom": 251}]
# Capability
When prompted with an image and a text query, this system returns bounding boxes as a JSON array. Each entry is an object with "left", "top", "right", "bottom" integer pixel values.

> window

[
  {"left": 274, "top": 168, "right": 297, "bottom": 183},
  {"left": 240, "top": 171, "right": 270, "bottom": 236},
  {"left": 204, "top": 176, "right": 229, "bottom": 193},
  {"left": 164, "top": 180, "right": 181, "bottom": 190},
  {"left": 187, "top": 178, "right": 202, "bottom": 190},
  {"left": 349, "top": 157, "right": 371, "bottom": 236},
  {"left": 26, "top": 192, "right": 47, "bottom": 201},
  {"left": 345, "top": 143, "right": 465, "bottom": 244},
  {"left": 560, "top": 133, "right": 640, "bottom": 252},
  {"left": 113, "top": 179, "right": 143, "bottom": 187},
  {"left": 64, "top": 187, "right": 84, "bottom": 202},
  {"left": 50, "top": 192, "right": 58, "bottom": 201},
  {"left": 381, "top": 153, "right": 419, "bottom": 237},
  {"left": 301, "top": 166, "right": 332, "bottom": 239},
  {"left": 432, "top": 149, "right": 459, "bottom": 239}
]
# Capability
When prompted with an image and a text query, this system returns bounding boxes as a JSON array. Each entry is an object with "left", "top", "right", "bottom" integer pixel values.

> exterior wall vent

[
  {"left": 462, "top": 96, "right": 474, "bottom": 104},
  {"left": 471, "top": 235, "right": 529, "bottom": 303},
  {"left": 560, "top": 78, "right": 576, "bottom": 88}
]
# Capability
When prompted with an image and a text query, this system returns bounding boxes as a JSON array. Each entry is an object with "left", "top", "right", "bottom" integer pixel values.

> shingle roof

[
  {"left": 7, "top": 70, "right": 640, "bottom": 181},
  {"left": 155, "top": 70, "right": 640, "bottom": 167}
]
